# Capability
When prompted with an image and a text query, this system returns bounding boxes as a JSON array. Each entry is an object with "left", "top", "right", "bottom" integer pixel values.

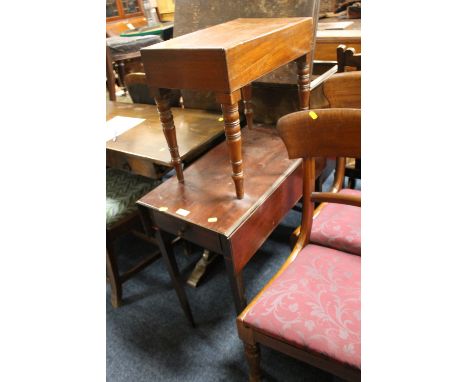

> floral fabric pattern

[
  {"left": 311, "top": 189, "right": 361, "bottom": 255},
  {"left": 243, "top": 244, "right": 360, "bottom": 369}
]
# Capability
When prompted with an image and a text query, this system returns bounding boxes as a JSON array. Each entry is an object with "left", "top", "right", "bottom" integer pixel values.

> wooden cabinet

[{"left": 106, "top": 0, "right": 144, "bottom": 21}]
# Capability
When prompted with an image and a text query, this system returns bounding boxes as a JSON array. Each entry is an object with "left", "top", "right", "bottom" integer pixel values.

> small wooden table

[
  {"left": 106, "top": 101, "right": 225, "bottom": 178},
  {"left": 315, "top": 17, "right": 361, "bottom": 61},
  {"left": 137, "top": 127, "right": 325, "bottom": 314},
  {"left": 141, "top": 17, "right": 315, "bottom": 199}
]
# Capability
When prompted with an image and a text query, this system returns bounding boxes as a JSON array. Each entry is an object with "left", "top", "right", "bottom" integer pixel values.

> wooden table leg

[
  {"left": 154, "top": 228, "right": 195, "bottom": 327},
  {"left": 106, "top": 247, "right": 122, "bottom": 308},
  {"left": 241, "top": 84, "right": 254, "bottom": 129},
  {"left": 153, "top": 88, "right": 184, "bottom": 182},
  {"left": 295, "top": 53, "right": 312, "bottom": 110},
  {"left": 216, "top": 91, "right": 244, "bottom": 199},
  {"left": 219, "top": 233, "right": 246, "bottom": 314},
  {"left": 222, "top": 254, "right": 247, "bottom": 315}
]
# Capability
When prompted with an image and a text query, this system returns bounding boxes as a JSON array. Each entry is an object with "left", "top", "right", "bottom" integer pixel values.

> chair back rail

[
  {"left": 277, "top": 108, "right": 361, "bottom": 159},
  {"left": 323, "top": 71, "right": 361, "bottom": 108},
  {"left": 277, "top": 108, "right": 361, "bottom": 256}
]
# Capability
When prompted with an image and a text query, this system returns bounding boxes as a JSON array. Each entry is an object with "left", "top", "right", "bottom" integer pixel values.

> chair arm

[{"left": 311, "top": 192, "right": 361, "bottom": 207}]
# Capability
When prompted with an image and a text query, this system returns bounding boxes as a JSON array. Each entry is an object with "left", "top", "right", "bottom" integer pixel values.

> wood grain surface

[
  {"left": 138, "top": 127, "right": 301, "bottom": 236},
  {"left": 106, "top": 101, "right": 225, "bottom": 167},
  {"left": 141, "top": 18, "right": 313, "bottom": 92}
]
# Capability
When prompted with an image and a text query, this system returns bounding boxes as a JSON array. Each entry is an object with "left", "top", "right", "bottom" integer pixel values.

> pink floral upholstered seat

[
  {"left": 243, "top": 244, "right": 361, "bottom": 369},
  {"left": 310, "top": 189, "right": 361, "bottom": 255}
]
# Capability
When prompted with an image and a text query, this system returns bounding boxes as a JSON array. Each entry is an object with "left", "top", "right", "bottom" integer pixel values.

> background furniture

[
  {"left": 120, "top": 22, "right": 174, "bottom": 40},
  {"left": 107, "top": 35, "right": 162, "bottom": 95},
  {"left": 315, "top": 17, "right": 361, "bottom": 61},
  {"left": 106, "top": 45, "right": 117, "bottom": 101},
  {"left": 336, "top": 45, "right": 361, "bottom": 188},
  {"left": 337, "top": 44, "right": 361, "bottom": 72},
  {"left": 106, "top": 168, "right": 160, "bottom": 308},
  {"left": 141, "top": 17, "right": 316, "bottom": 199},
  {"left": 106, "top": 101, "right": 226, "bottom": 179},
  {"left": 237, "top": 108, "right": 361, "bottom": 381},
  {"left": 124, "top": 72, "right": 155, "bottom": 104},
  {"left": 157, "top": 0, "right": 175, "bottom": 21},
  {"left": 137, "top": 127, "right": 327, "bottom": 315},
  {"left": 107, "top": 0, "right": 144, "bottom": 21},
  {"left": 106, "top": 16, "right": 148, "bottom": 37},
  {"left": 124, "top": 72, "right": 181, "bottom": 106}
]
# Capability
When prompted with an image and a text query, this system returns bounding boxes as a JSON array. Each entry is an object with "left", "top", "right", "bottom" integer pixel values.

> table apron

[
  {"left": 229, "top": 162, "right": 303, "bottom": 275},
  {"left": 148, "top": 211, "right": 224, "bottom": 254}
]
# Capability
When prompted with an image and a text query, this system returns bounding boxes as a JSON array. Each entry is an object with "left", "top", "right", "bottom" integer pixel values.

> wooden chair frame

[
  {"left": 237, "top": 108, "right": 361, "bottom": 381},
  {"left": 106, "top": 210, "right": 160, "bottom": 308},
  {"left": 106, "top": 44, "right": 117, "bottom": 101},
  {"left": 290, "top": 71, "right": 360, "bottom": 244},
  {"left": 337, "top": 44, "right": 361, "bottom": 188}
]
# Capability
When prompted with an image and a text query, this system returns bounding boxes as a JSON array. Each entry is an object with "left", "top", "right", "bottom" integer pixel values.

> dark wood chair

[
  {"left": 106, "top": 168, "right": 183, "bottom": 314},
  {"left": 125, "top": 72, "right": 181, "bottom": 107},
  {"left": 290, "top": 70, "right": 360, "bottom": 245},
  {"left": 237, "top": 108, "right": 361, "bottom": 381},
  {"left": 106, "top": 35, "right": 163, "bottom": 95},
  {"left": 106, "top": 45, "right": 117, "bottom": 101},
  {"left": 106, "top": 168, "right": 161, "bottom": 308},
  {"left": 337, "top": 44, "right": 361, "bottom": 188},
  {"left": 337, "top": 44, "right": 361, "bottom": 73},
  {"left": 106, "top": 168, "right": 195, "bottom": 326}
]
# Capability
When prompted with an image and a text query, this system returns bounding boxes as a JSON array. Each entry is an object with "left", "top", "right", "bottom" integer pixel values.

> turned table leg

[
  {"left": 153, "top": 88, "right": 184, "bottom": 182},
  {"left": 241, "top": 84, "right": 254, "bottom": 129},
  {"left": 216, "top": 91, "right": 244, "bottom": 199},
  {"left": 296, "top": 53, "right": 312, "bottom": 110}
]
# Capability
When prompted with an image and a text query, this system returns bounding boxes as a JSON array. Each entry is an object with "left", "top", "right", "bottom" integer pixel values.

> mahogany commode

[{"left": 141, "top": 17, "right": 315, "bottom": 199}]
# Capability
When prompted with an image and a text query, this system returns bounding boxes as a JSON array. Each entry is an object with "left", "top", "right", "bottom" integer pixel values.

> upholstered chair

[
  {"left": 237, "top": 108, "right": 361, "bottom": 381},
  {"left": 106, "top": 168, "right": 160, "bottom": 308}
]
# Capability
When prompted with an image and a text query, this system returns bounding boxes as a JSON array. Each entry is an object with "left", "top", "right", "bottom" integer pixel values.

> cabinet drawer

[{"left": 149, "top": 210, "right": 223, "bottom": 254}]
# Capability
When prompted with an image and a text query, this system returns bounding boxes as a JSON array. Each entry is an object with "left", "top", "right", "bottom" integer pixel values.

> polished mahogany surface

[
  {"left": 138, "top": 126, "right": 301, "bottom": 237},
  {"left": 141, "top": 17, "right": 313, "bottom": 92}
]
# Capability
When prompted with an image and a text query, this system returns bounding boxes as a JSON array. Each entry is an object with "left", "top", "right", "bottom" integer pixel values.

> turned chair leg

[
  {"left": 106, "top": 247, "right": 122, "bottom": 308},
  {"left": 244, "top": 342, "right": 262, "bottom": 382}
]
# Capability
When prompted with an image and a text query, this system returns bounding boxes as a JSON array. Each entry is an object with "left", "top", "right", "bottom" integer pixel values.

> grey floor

[{"left": 107, "top": 153, "right": 360, "bottom": 382}]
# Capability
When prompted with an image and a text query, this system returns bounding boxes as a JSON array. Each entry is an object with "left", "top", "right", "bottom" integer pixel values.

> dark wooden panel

[
  {"left": 226, "top": 19, "right": 313, "bottom": 91},
  {"left": 148, "top": 211, "right": 222, "bottom": 253},
  {"left": 142, "top": 48, "right": 230, "bottom": 92},
  {"left": 229, "top": 161, "right": 303, "bottom": 274}
]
